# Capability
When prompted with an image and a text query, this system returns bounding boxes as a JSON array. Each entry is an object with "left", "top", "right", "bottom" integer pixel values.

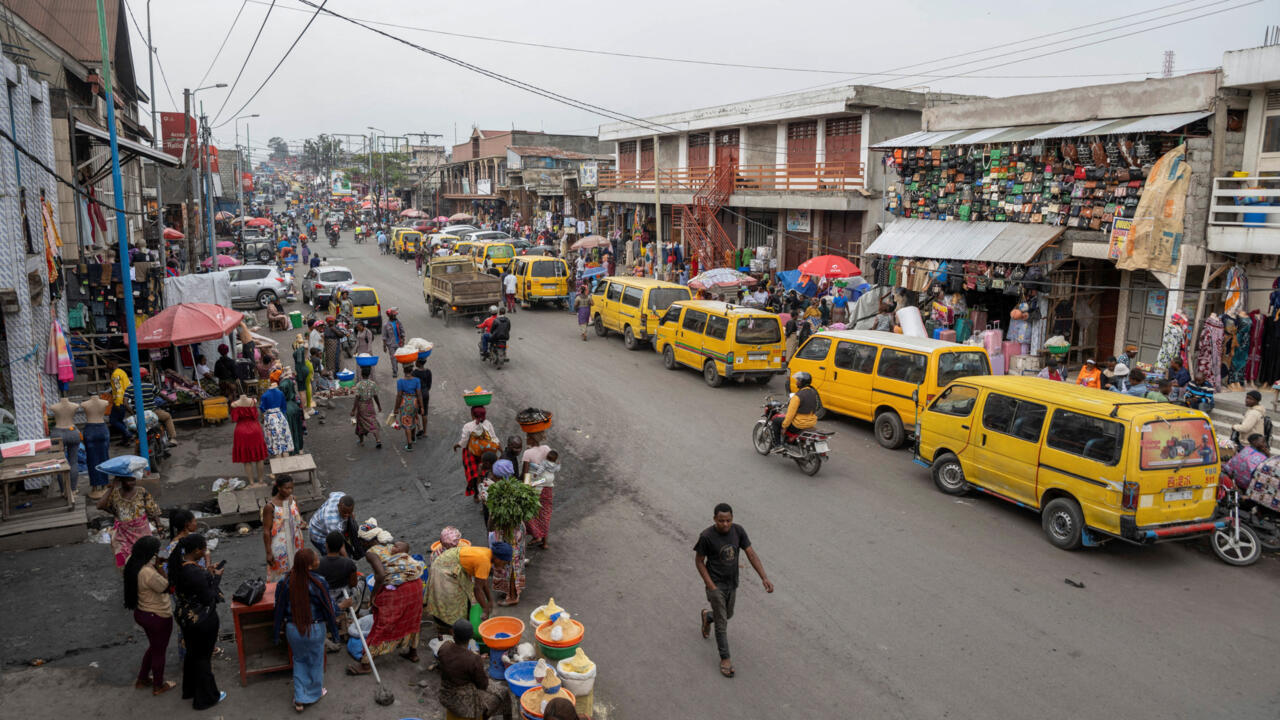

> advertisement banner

[
  {"left": 159, "top": 112, "right": 197, "bottom": 163},
  {"left": 1138, "top": 418, "right": 1216, "bottom": 471},
  {"left": 1107, "top": 217, "right": 1132, "bottom": 259},
  {"left": 1115, "top": 145, "right": 1188, "bottom": 275},
  {"left": 205, "top": 145, "right": 219, "bottom": 173},
  {"left": 580, "top": 161, "right": 599, "bottom": 188},
  {"left": 787, "top": 209, "right": 810, "bottom": 233},
  {"left": 242, "top": 173, "right": 253, "bottom": 192}
]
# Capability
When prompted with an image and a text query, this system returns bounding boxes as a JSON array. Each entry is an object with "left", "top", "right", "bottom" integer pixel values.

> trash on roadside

[
  {"left": 1064, "top": 578, "right": 1085, "bottom": 589},
  {"left": 88, "top": 529, "right": 112, "bottom": 544},
  {"left": 211, "top": 477, "right": 246, "bottom": 493}
]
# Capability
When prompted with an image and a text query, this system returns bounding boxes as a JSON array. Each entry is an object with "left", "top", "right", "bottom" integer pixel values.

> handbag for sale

[{"left": 233, "top": 578, "right": 266, "bottom": 606}]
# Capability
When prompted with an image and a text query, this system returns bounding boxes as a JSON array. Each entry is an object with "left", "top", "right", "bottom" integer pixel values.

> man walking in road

[{"left": 695, "top": 503, "right": 773, "bottom": 678}]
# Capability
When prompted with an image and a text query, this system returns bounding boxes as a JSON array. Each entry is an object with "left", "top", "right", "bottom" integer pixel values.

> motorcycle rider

[
  {"left": 476, "top": 306, "right": 498, "bottom": 358},
  {"left": 771, "top": 371, "right": 819, "bottom": 452},
  {"left": 476, "top": 307, "right": 511, "bottom": 360}
]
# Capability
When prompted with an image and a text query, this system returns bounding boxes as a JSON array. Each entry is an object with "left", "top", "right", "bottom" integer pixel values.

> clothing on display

[{"left": 1196, "top": 314, "right": 1224, "bottom": 389}]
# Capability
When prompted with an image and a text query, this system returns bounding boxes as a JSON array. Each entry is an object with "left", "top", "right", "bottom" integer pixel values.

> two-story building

[
  {"left": 595, "top": 85, "right": 975, "bottom": 271},
  {"left": 440, "top": 128, "right": 606, "bottom": 221},
  {"left": 504, "top": 146, "right": 613, "bottom": 230}
]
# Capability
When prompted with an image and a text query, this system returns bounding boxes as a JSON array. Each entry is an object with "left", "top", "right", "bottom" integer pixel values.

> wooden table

[
  {"left": 231, "top": 581, "right": 291, "bottom": 686},
  {"left": 269, "top": 453, "right": 318, "bottom": 494},
  {"left": 0, "top": 441, "right": 73, "bottom": 520}
]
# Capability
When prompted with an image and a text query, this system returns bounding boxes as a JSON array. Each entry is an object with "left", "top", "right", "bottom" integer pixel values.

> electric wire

[
  {"left": 195, "top": 0, "right": 249, "bottom": 91},
  {"left": 212, "top": 0, "right": 327, "bottom": 129},
  {"left": 0, "top": 125, "right": 149, "bottom": 216},
  {"left": 211, "top": 0, "right": 278, "bottom": 125},
  {"left": 120, "top": 0, "right": 179, "bottom": 111}
]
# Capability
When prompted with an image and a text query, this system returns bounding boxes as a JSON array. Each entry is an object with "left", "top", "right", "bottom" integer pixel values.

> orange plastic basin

[
  {"left": 429, "top": 538, "right": 471, "bottom": 555},
  {"left": 520, "top": 687, "right": 576, "bottom": 717},
  {"left": 478, "top": 616, "right": 525, "bottom": 650},
  {"left": 535, "top": 619, "right": 584, "bottom": 648}
]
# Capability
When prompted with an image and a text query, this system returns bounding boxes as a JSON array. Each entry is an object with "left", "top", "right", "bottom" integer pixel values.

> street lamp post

[
  {"left": 234, "top": 114, "right": 259, "bottom": 226},
  {"left": 182, "top": 83, "right": 225, "bottom": 269},
  {"left": 367, "top": 126, "right": 384, "bottom": 224}
]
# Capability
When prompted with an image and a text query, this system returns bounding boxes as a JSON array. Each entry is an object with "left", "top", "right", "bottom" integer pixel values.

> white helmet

[{"left": 489, "top": 305, "right": 499, "bottom": 314}]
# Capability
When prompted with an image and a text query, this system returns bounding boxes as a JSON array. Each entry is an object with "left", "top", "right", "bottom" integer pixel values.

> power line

[
  {"left": 152, "top": 46, "right": 180, "bottom": 112},
  {"left": 211, "top": 0, "right": 278, "bottom": 124},
  {"left": 196, "top": 0, "right": 249, "bottom": 90},
  {"left": 238, "top": 0, "right": 1175, "bottom": 81},
  {"left": 120, "top": 0, "right": 178, "bottom": 112},
  {"left": 212, "top": 0, "right": 327, "bottom": 129},
  {"left": 0, "top": 125, "right": 148, "bottom": 216}
]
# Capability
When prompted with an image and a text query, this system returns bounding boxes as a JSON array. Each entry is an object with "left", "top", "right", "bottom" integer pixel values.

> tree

[
  {"left": 268, "top": 136, "right": 289, "bottom": 160},
  {"left": 301, "top": 134, "right": 342, "bottom": 179}
]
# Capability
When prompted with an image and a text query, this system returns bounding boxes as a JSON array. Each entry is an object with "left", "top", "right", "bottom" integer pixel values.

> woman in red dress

[{"left": 231, "top": 396, "right": 268, "bottom": 485}]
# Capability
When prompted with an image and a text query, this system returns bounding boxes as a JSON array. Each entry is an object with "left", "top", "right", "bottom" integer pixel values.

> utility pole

[
  {"left": 653, "top": 135, "right": 663, "bottom": 278},
  {"left": 183, "top": 88, "right": 196, "bottom": 273},
  {"left": 201, "top": 104, "right": 215, "bottom": 261},
  {"left": 145, "top": 0, "right": 165, "bottom": 269},
  {"left": 94, "top": 0, "right": 148, "bottom": 460}
]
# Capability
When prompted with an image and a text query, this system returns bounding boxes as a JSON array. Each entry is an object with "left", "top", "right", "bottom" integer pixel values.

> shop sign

[
  {"left": 159, "top": 112, "right": 197, "bottom": 163},
  {"left": 1108, "top": 217, "right": 1132, "bottom": 259},
  {"left": 477, "top": 179, "right": 492, "bottom": 195},
  {"left": 580, "top": 161, "right": 598, "bottom": 188},
  {"left": 787, "top": 209, "right": 811, "bottom": 233},
  {"left": 1146, "top": 289, "right": 1167, "bottom": 317}
]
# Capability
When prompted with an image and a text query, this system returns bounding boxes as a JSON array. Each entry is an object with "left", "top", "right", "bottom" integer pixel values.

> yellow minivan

[
  {"left": 347, "top": 285, "right": 383, "bottom": 332},
  {"left": 654, "top": 300, "right": 785, "bottom": 387},
  {"left": 788, "top": 330, "right": 991, "bottom": 449},
  {"left": 511, "top": 256, "right": 570, "bottom": 308},
  {"left": 590, "top": 276, "right": 692, "bottom": 350},
  {"left": 392, "top": 228, "right": 422, "bottom": 259},
  {"left": 473, "top": 242, "right": 516, "bottom": 276},
  {"left": 452, "top": 240, "right": 480, "bottom": 264},
  {"left": 917, "top": 375, "right": 1224, "bottom": 551}
]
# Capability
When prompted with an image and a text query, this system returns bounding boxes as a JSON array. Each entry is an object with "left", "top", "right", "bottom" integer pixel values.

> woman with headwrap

[
  {"left": 292, "top": 334, "right": 314, "bottom": 412},
  {"left": 426, "top": 541, "right": 512, "bottom": 631},
  {"left": 278, "top": 371, "right": 304, "bottom": 455},
  {"left": 350, "top": 365, "right": 382, "bottom": 448},
  {"left": 485, "top": 460, "right": 527, "bottom": 607},
  {"left": 431, "top": 526, "right": 463, "bottom": 562},
  {"left": 453, "top": 406, "right": 498, "bottom": 502},
  {"left": 348, "top": 521, "right": 425, "bottom": 675}
]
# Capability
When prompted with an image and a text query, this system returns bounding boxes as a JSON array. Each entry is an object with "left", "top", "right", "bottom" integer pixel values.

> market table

[
  {"left": 0, "top": 440, "right": 72, "bottom": 520},
  {"left": 231, "top": 581, "right": 292, "bottom": 686}
]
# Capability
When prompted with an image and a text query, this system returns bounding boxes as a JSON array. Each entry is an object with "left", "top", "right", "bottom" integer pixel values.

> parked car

[
  {"left": 302, "top": 265, "right": 355, "bottom": 307},
  {"left": 441, "top": 224, "right": 479, "bottom": 237},
  {"left": 228, "top": 265, "right": 291, "bottom": 307},
  {"left": 241, "top": 237, "right": 276, "bottom": 263}
]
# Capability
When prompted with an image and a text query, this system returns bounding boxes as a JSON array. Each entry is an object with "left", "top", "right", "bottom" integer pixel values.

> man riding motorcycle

[
  {"left": 476, "top": 306, "right": 510, "bottom": 359},
  {"left": 771, "top": 371, "right": 819, "bottom": 451}
]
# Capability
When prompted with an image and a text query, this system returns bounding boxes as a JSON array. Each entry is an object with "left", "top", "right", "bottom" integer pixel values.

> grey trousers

[{"left": 706, "top": 585, "right": 737, "bottom": 660}]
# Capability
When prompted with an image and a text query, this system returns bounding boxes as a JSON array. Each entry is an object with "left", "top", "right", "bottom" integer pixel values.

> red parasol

[
  {"left": 244, "top": 217, "right": 273, "bottom": 228},
  {"left": 162, "top": 227, "right": 184, "bottom": 240},
  {"left": 400, "top": 208, "right": 425, "bottom": 218},
  {"left": 796, "top": 255, "right": 861, "bottom": 278},
  {"left": 136, "top": 302, "right": 244, "bottom": 348}
]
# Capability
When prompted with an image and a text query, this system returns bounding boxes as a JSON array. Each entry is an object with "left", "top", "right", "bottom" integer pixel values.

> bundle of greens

[{"left": 485, "top": 477, "right": 541, "bottom": 529}]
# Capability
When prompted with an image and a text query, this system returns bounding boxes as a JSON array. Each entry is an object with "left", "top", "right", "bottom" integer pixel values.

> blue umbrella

[{"left": 775, "top": 270, "right": 818, "bottom": 297}]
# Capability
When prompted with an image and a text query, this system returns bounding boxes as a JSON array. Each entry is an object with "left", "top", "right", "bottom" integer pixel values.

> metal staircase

[{"left": 677, "top": 164, "right": 736, "bottom": 269}]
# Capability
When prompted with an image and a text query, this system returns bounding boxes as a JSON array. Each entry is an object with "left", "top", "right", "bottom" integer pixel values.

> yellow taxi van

[
  {"left": 392, "top": 228, "right": 422, "bottom": 259},
  {"left": 787, "top": 330, "right": 991, "bottom": 449},
  {"left": 654, "top": 300, "right": 785, "bottom": 387},
  {"left": 590, "top": 277, "right": 692, "bottom": 350},
  {"left": 473, "top": 242, "right": 516, "bottom": 276},
  {"left": 347, "top": 285, "right": 383, "bottom": 332},
  {"left": 511, "top": 256, "right": 571, "bottom": 307},
  {"left": 917, "top": 375, "right": 1224, "bottom": 551}
]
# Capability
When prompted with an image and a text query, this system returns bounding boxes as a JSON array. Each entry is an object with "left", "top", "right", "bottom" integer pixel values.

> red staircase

[{"left": 678, "top": 164, "right": 736, "bottom": 269}]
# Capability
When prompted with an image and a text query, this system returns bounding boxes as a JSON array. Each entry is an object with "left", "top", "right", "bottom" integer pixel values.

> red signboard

[
  {"left": 241, "top": 173, "right": 253, "bottom": 192},
  {"left": 205, "top": 145, "right": 219, "bottom": 173},
  {"left": 159, "top": 112, "right": 196, "bottom": 163}
]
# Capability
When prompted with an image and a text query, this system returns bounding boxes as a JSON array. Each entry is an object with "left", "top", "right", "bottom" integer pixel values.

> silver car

[
  {"left": 228, "top": 265, "right": 291, "bottom": 307},
  {"left": 302, "top": 265, "right": 354, "bottom": 307}
]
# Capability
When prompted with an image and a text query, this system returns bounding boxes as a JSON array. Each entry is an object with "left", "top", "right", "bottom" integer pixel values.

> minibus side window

[
  {"left": 1047, "top": 410, "right": 1124, "bottom": 465},
  {"left": 682, "top": 310, "right": 708, "bottom": 334},
  {"left": 706, "top": 315, "right": 729, "bottom": 341},
  {"left": 795, "top": 337, "right": 831, "bottom": 361},
  {"left": 877, "top": 348, "right": 927, "bottom": 383},
  {"left": 606, "top": 283, "right": 623, "bottom": 302},
  {"left": 930, "top": 385, "right": 979, "bottom": 417},
  {"left": 983, "top": 393, "right": 1047, "bottom": 442}
]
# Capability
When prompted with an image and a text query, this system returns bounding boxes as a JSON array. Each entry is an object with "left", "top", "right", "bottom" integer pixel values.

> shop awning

[
  {"left": 870, "top": 110, "right": 1213, "bottom": 149},
  {"left": 865, "top": 219, "right": 1064, "bottom": 263},
  {"left": 75, "top": 120, "right": 181, "bottom": 167}
]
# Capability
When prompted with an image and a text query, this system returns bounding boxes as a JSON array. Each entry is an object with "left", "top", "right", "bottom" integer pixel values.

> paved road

[{"left": 5, "top": 225, "right": 1280, "bottom": 719}]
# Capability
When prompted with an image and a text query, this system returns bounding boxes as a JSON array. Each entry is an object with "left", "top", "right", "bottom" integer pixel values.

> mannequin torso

[
  {"left": 51, "top": 398, "right": 80, "bottom": 429},
  {"left": 82, "top": 396, "right": 108, "bottom": 424}
]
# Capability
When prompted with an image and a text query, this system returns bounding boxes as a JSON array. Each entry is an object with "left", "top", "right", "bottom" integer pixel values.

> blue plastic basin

[{"left": 505, "top": 661, "right": 539, "bottom": 698}]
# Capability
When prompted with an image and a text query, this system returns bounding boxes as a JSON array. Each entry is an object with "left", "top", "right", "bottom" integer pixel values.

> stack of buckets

[
  {"left": 501, "top": 602, "right": 596, "bottom": 718},
  {"left": 288, "top": 310, "right": 303, "bottom": 329},
  {"left": 335, "top": 369, "right": 356, "bottom": 388}
]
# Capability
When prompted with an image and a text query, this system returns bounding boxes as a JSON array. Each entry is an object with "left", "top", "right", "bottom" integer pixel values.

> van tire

[
  {"left": 623, "top": 326, "right": 639, "bottom": 350},
  {"left": 1042, "top": 498, "right": 1084, "bottom": 551},
  {"left": 703, "top": 361, "right": 723, "bottom": 388},
  {"left": 874, "top": 411, "right": 905, "bottom": 449},
  {"left": 663, "top": 345, "right": 677, "bottom": 370},
  {"left": 931, "top": 452, "right": 967, "bottom": 495},
  {"left": 593, "top": 315, "right": 607, "bottom": 337}
]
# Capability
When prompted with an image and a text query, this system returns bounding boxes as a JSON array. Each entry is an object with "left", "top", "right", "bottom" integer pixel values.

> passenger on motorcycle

[
  {"left": 1225, "top": 434, "right": 1270, "bottom": 492},
  {"left": 476, "top": 307, "right": 510, "bottom": 358},
  {"left": 771, "top": 372, "right": 819, "bottom": 451}
]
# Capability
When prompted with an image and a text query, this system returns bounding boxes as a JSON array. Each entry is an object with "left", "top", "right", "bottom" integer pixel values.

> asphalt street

[{"left": 4, "top": 225, "right": 1280, "bottom": 719}]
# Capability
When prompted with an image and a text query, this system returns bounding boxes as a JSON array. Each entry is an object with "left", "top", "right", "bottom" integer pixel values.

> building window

[{"left": 1263, "top": 90, "right": 1280, "bottom": 154}]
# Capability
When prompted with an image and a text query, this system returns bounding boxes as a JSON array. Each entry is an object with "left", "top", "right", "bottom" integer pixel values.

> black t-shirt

[
  {"left": 412, "top": 368, "right": 433, "bottom": 399},
  {"left": 316, "top": 555, "right": 357, "bottom": 592},
  {"left": 694, "top": 524, "right": 751, "bottom": 589}
]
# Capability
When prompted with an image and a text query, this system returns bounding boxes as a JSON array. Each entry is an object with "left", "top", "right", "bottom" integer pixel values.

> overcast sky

[{"left": 129, "top": 0, "right": 1275, "bottom": 155}]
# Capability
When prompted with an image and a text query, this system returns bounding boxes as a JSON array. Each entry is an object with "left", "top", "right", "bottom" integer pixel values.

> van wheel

[
  {"left": 931, "top": 452, "right": 967, "bottom": 495},
  {"left": 623, "top": 326, "right": 639, "bottom": 351},
  {"left": 703, "top": 360, "right": 723, "bottom": 388},
  {"left": 593, "top": 315, "right": 607, "bottom": 337},
  {"left": 662, "top": 345, "right": 677, "bottom": 370},
  {"left": 1042, "top": 498, "right": 1084, "bottom": 551},
  {"left": 874, "top": 411, "right": 905, "bottom": 449}
]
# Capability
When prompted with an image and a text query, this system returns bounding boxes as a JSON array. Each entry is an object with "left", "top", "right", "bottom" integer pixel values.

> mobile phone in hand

[{"left": 215, "top": 560, "right": 227, "bottom": 570}]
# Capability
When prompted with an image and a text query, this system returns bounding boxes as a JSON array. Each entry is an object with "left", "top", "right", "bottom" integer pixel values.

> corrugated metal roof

[
  {"left": 870, "top": 111, "right": 1213, "bottom": 149},
  {"left": 864, "top": 219, "right": 1063, "bottom": 263},
  {"left": 75, "top": 121, "right": 181, "bottom": 167}
]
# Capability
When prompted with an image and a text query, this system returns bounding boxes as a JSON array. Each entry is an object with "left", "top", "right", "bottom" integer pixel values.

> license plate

[
  {"left": 541, "top": 283, "right": 557, "bottom": 289},
  {"left": 813, "top": 441, "right": 829, "bottom": 453},
  {"left": 1164, "top": 489, "right": 1193, "bottom": 502},
  {"left": 748, "top": 352, "right": 767, "bottom": 361}
]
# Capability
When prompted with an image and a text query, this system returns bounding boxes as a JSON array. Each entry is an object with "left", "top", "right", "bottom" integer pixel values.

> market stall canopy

[
  {"left": 244, "top": 217, "right": 273, "bottom": 228},
  {"left": 400, "top": 209, "right": 425, "bottom": 218},
  {"left": 864, "top": 219, "right": 1064, "bottom": 263},
  {"left": 433, "top": 215, "right": 450, "bottom": 222},
  {"left": 215, "top": 240, "right": 236, "bottom": 249},
  {"left": 688, "top": 268, "right": 757, "bottom": 291},
  {"left": 161, "top": 227, "right": 184, "bottom": 240},
  {"left": 448, "top": 212, "right": 474, "bottom": 222},
  {"left": 870, "top": 110, "right": 1213, "bottom": 149},
  {"left": 201, "top": 254, "right": 241, "bottom": 268},
  {"left": 570, "top": 235, "right": 610, "bottom": 250},
  {"left": 136, "top": 302, "right": 243, "bottom": 348},
  {"left": 796, "top": 255, "right": 860, "bottom": 278}
]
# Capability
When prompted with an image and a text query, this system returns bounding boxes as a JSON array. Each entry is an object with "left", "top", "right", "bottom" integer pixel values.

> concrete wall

[
  {"left": 657, "top": 136, "right": 679, "bottom": 171},
  {"left": 1185, "top": 137, "right": 1216, "bottom": 249},
  {"left": 924, "top": 72, "right": 1222, "bottom": 130},
  {"left": 865, "top": 108, "right": 922, "bottom": 193},
  {"left": 743, "top": 124, "right": 776, "bottom": 167},
  {"left": 1222, "top": 45, "right": 1280, "bottom": 88}
]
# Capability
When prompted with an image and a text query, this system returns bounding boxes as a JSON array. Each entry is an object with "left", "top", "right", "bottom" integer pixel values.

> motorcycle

[
  {"left": 751, "top": 395, "right": 833, "bottom": 476},
  {"left": 478, "top": 330, "right": 508, "bottom": 369},
  {"left": 354, "top": 228, "right": 365, "bottom": 244},
  {"left": 1210, "top": 479, "right": 1264, "bottom": 566}
]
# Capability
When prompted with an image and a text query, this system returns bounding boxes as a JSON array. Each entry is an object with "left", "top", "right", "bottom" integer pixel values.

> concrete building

[
  {"left": 595, "top": 85, "right": 974, "bottom": 271},
  {"left": 869, "top": 70, "right": 1251, "bottom": 367},
  {"left": 440, "top": 128, "right": 606, "bottom": 220},
  {"left": 0, "top": 0, "right": 177, "bottom": 260},
  {"left": 504, "top": 146, "right": 613, "bottom": 230}
]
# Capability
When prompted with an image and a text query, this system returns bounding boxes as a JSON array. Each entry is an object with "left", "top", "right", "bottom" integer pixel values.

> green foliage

[
  {"left": 485, "top": 478, "right": 540, "bottom": 530},
  {"left": 268, "top": 136, "right": 289, "bottom": 160}
]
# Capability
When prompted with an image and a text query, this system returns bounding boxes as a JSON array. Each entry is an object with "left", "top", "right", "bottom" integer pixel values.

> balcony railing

[
  {"left": 1209, "top": 176, "right": 1280, "bottom": 228},
  {"left": 598, "top": 160, "right": 864, "bottom": 193}
]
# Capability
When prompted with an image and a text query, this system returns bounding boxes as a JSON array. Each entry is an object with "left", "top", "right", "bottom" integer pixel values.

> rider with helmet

[
  {"left": 772, "top": 372, "right": 820, "bottom": 451},
  {"left": 475, "top": 306, "right": 509, "bottom": 359}
]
